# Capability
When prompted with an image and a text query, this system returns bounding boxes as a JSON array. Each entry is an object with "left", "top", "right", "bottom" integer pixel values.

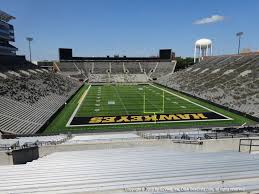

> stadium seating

[
  {"left": 0, "top": 147, "right": 258, "bottom": 193},
  {"left": 124, "top": 61, "right": 142, "bottom": 73},
  {"left": 0, "top": 58, "right": 82, "bottom": 134},
  {"left": 92, "top": 61, "right": 110, "bottom": 73},
  {"left": 110, "top": 74, "right": 148, "bottom": 83},
  {"left": 141, "top": 61, "right": 157, "bottom": 74},
  {"left": 56, "top": 62, "right": 79, "bottom": 73},
  {"left": 157, "top": 53, "right": 259, "bottom": 118},
  {"left": 150, "top": 61, "right": 176, "bottom": 78},
  {"left": 88, "top": 73, "right": 109, "bottom": 82},
  {"left": 76, "top": 62, "right": 92, "bottom": 75},
  {"left": 58, "top": 60, "right": 175, "bottom": 82},
  {"left": 0, "top": 71, "right": 79, "bottom": 104},
  {"left": 111, "top": 61, "right": 124, "bottom": 73}
]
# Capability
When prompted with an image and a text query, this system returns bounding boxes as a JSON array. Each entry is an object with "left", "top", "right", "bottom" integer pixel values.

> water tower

[{"left": 194, "top": 38, "right": 213, "bottom": 63}]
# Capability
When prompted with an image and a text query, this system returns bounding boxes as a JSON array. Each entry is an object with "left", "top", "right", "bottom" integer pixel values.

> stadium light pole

[
  {"left": 236, "top": 32, "right": 244, "bottom": 54},
  {"left": 26, "top": 37, "right": 33, "bottom": 62}
]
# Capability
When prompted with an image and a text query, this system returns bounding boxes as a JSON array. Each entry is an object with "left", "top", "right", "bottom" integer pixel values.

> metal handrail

[{"left": 239, "top": 138, "right": 259, "bottom": 153}]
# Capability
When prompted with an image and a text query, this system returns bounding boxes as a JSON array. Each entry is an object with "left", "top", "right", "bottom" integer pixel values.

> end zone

[{"left": 68, "top": 112, "right": 231, "bottom": 127}]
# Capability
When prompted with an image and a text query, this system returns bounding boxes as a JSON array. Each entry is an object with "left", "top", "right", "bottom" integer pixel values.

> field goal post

[{"left": 143, "top": 86, "right": 165, "bottom": 123}]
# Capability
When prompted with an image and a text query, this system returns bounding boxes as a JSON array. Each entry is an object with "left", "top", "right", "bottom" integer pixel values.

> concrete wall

[{"left": 0, "top": 151, "right": 13, "bottom": 165}]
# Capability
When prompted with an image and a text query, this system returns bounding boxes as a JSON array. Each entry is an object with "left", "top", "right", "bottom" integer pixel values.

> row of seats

[
  {"left": 0, "top": 70, "right": 79, "bottom": 104},
  {"left": 157, "top": 53, "right": 259, "bottom": 118},
  {"left": 88, "top": 73, "right": 148, "bottom": 83},
  {"left": 0, "top": 67, "right": 82, "bottom": 134},
  {"left": 0, "top": 147, "right": 258, "bottom": 193},
  {"left": 58, "top": 61, "right": 176, "bottom": 80}
]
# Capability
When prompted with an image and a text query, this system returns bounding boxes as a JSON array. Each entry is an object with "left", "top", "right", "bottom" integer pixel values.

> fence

[{"left": 239, "top": 139, "right": 259, "bottom": 153}]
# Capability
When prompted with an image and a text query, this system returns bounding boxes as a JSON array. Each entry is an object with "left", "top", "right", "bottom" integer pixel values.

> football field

[
  {"left": 67, "top": 83, "right": 233, "bottom": 127},
  {"left": 45, "top": 83, "right": 256, "bottom": 133}
]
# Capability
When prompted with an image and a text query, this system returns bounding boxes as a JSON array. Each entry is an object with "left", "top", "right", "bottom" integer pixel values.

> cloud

[{"left": 194, "top": 15, "right": 225, "bottom": 25}]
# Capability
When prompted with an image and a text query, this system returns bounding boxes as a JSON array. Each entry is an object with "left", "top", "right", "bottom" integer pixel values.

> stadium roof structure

[{"left": 0, "top": 10, "right": 15, "bottom": 22}]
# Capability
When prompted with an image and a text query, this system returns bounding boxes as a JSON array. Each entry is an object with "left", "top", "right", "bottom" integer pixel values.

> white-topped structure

[
  {"left": 0, "top": 147, "right": 259, "bottom": 193},
  {"left": 65, "top": 133, "right": 140, "bottom": 144},
  {"left": 194, "top": 38, "right": 213, "bottom": 63}
]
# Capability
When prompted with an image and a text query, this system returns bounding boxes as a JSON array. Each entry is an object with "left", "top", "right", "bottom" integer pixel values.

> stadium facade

[{"left": 0, "top": 10, "right": 17, "bottom": 56}]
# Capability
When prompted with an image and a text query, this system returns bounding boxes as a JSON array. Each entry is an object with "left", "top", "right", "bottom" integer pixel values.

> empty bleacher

[
  {"left": 157, "top": 53, "right": 259, "bottom": 118},
  {"left": 111, "top": 61, "right": 124, "bottom": 73},
  {"left": 0, "top": 147, "right": 258, "bottom": 193},
  {"left": 0, "top": 57, "right": 82, "bottom": 134},
  {"left": 124, "top": 61, "right": 142, "bottom": 73},
  {"left": 76, "top": 62, "right": 92, "bottom": 75},
  {"left": 88, "top": 73, "right": 109, "bottom": 83},
  {"left": 59, "top": 60, "right": 175, "bottom": 82},
  {"left": 150, "top": 61, "right": 176, "bottom": 78},
  {"left": 109, "top": 74, "right": 148, "bottom": 83},
  {"left": 57, "top": 62, "right": 78, "bottom": 72},
  {"left": 141, "top": 61, "right": 157, "bottom": 74},
  {"left": 92, "top": 61, "right": 109, "bottom": 73}
]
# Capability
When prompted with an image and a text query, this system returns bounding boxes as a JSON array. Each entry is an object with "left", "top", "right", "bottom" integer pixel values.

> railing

[
  {"left": 205, "top": 132, "right": 255, "bottom": 139},
  {"left": 239, "top": 139, "right": 259, "bottom": 153}
]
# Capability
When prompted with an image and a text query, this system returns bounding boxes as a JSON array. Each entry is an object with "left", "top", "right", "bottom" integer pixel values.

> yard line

[
  {"left": 66, "top": 85, "right": 92, "bottom": 127},
  {"left": 149, "top": 83, "right": 232, "bottom": 120},
  {"left": 113, "top": 86, "right": 129, "bottom": 115},
  {"left": 67, "top": 85, "right": 233, "bottom": 127},
  {"left": 133, "top": 85, "right": 162, "bottom": 113}
]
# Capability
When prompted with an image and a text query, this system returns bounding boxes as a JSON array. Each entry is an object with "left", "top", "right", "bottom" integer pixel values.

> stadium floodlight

[
  {"left": 26, "top": 37, "right": 33, "bottom": 62},
  {"left": 236, "top": 32, "right": 244, "bottom": 54}
]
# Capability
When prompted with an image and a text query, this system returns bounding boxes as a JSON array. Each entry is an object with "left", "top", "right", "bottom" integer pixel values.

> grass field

[
  {"left": 44, "top": 83, "right": 256, "bottom": 134},
  {"left": 76, "top": 85, "right": 211, "bottom": 116}
]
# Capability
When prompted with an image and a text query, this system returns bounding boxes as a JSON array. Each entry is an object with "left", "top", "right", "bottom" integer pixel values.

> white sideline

[
  {"left": 66, "top": 85, "right": 92, "bottom": 127},
  {"left": 149, "top": 83, "right": 233, "bottom": 120},
  {"left": 67, "top": 84, "right": 233, "bottom": 127}
]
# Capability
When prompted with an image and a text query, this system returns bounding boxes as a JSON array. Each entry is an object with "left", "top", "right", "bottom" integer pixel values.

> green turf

[
  {"left": 44, "top": 83, "right": 256, "bottom": 134},
  {"left": 76, "top": 85, "right": 210, "bottom": 116}
]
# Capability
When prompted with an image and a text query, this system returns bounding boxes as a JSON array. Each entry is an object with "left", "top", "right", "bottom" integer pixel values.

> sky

[{"left": 1, "top": 0, "right": 259, "bottom": 61}]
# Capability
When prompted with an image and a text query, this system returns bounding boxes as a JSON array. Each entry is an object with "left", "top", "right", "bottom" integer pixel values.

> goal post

[{"left": 143, "top": 86, "right": 165, "bottom": 114}]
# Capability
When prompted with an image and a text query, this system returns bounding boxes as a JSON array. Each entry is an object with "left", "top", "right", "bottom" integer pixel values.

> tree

[{"left": 174, "top": 57, "right": 194, "bottom": 71}]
